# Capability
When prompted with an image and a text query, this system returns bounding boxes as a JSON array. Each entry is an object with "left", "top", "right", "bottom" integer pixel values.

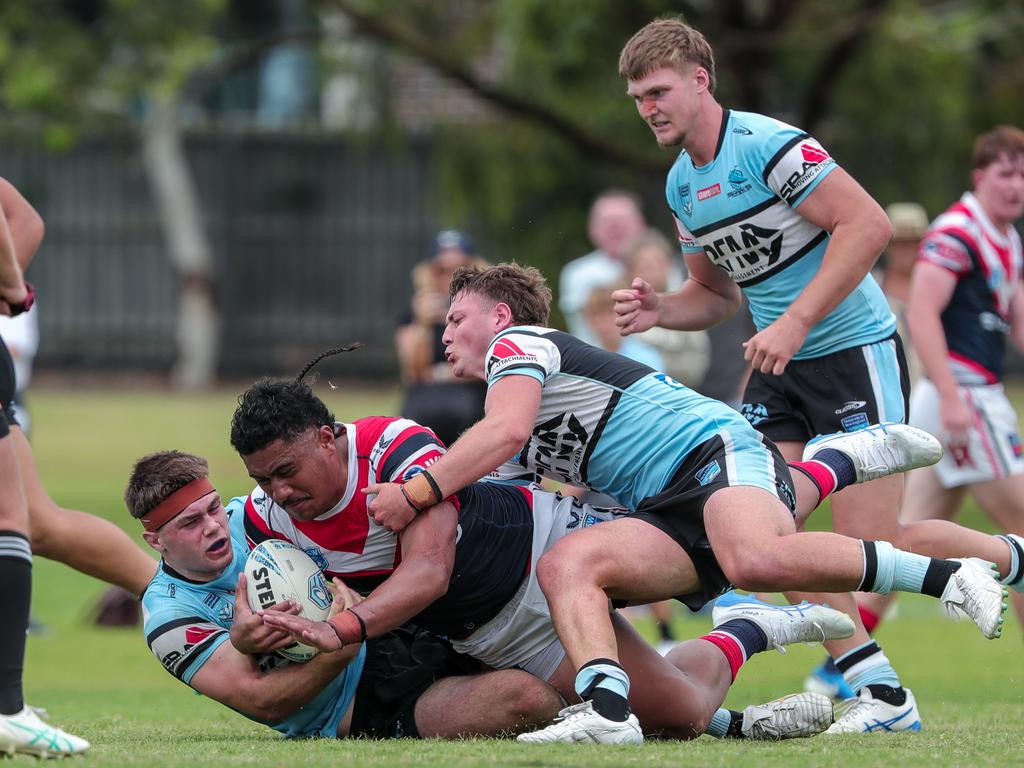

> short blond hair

[{"left": 619, "top": 17, "right": 716, "bottom": 93}]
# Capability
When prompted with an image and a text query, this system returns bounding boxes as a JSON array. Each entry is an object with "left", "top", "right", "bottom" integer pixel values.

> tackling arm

[
  {"left": 188, "top": 635, "right": 360, "bottom": 723},
  {"left": 365, "top": 375, "right": 541, "bottom": 532}
]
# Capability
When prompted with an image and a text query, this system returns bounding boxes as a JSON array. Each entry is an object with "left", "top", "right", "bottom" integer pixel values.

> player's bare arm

[
  {"left": 0, "top": 177, "right": 44, "bottom": 270},
  {"left": 744, "top": 169, "right": 892, "bottom": 374},
  {"left": 1008, "top": 283, "right": 1024, "bottom": 355},
  {"left": 907, "top": 260, "right": 970, "bottom": 447},
  {"left": 614, "top": 249, "right": 742, "bottom": 336},
  {"left": 365, "top": 375, "right": 541, "bottom": 532},
  {"left": 188, "top": 628, "right": 359, "bottom": 723},
  {"left": 266, "top": 502, "right": 458, "bottom": 649}
]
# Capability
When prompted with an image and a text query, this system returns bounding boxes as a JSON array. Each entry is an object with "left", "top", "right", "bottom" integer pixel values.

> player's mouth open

[{"left": 207, "top": 538, "right": 227, "bottom": 555}]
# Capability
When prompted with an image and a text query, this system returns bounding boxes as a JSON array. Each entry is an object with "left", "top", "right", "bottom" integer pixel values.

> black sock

[
  {"left": 657, "top": 620, "right": 674, "bottom": 642},
  {"left": 0, "top": 532, "right": 32, "bottom": 715},
  {"left": 922, "top": 559, "right": 962, "bottom": 598},
  {"left": 589, "top": 688, "right": 631, "bottom": 722},
  {"left": 866, "top": 684, "right": 907, "bottom": 707},
  {"left": 725, "top": 709, "right": 745, "bottom": 738}
]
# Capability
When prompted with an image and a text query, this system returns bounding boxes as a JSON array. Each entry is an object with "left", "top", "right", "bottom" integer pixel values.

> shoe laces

[
  {"left": 553, "top": 702, "right": 593, "bottom": 723},
  {"left": 834, "top": 693, "right": 872, "bottom": 723}
]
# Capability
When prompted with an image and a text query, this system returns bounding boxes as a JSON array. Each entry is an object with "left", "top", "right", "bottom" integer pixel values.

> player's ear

[
  {"left": 317, "top": 424, "right": 337, "bottom": 451},
  {"left": 142, "top": 530, "right": 164, "bottom": 554},
  {"left": 493, "top": 301, "right": 515, "bottom": 330}
]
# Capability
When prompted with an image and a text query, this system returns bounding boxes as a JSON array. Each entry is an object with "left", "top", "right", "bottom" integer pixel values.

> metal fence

[{"left": 1, "top": 132, "right": 439, "bottom": 379}]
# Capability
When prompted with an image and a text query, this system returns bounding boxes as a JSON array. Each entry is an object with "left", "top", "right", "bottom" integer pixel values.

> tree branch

[{"left": 323, "top": 0, "right": 668, "bottom": 173}]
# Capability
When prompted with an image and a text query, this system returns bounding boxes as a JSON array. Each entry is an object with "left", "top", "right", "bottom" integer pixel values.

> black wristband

[
  {"left": 420, "top": 470, "right": 443, "bottom": 504},
  {"left": 349, "top": 609, "right": 368, "bottom": 642},
  {"left": 400, "top": 485, "right": 422, "bottom": 513}
]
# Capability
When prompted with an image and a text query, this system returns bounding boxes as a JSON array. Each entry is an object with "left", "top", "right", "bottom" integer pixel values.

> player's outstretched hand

[
  {"left": 230, "top": 573, "right": 301, "bottom": 655},
  {"left": 262, "top": 612, "right": 343, "bottom": 653},
  {"left": 363, "top": 482, "right": 417, "bottom": 532},
  {"left": 612, "top": 278, "right": 660, "bottom": 336},
  {"left": 742, "top": 312, "right": 810, "bottom": 375}
]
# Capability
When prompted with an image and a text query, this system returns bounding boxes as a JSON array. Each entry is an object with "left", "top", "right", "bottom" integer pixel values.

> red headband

[{"left": 140, "top": 477, "right": 216, "bottom": 532}]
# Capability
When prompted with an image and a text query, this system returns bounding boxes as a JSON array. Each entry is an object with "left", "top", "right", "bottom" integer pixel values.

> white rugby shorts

[{"left": 909, "top": 378, "right": 1024, "bottom": 488}]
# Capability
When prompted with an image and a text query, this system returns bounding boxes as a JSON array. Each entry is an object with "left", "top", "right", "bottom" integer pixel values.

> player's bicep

[
  {"left": 484, "top": 374, "right": 542, "bottom": 420},
  {"left": 790, "top": 168, "right": 873, "bottom": 233},
  {"left": 908, "top": 260, "right": 958, "bottom": 316},
  {"left": 683, "top": 250, "right": 740, "bottom": 300}
]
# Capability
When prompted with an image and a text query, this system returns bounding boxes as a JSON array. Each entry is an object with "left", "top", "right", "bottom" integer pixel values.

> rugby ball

[{"left": 244, "top": 540, "right": 332, "bottom": 662}]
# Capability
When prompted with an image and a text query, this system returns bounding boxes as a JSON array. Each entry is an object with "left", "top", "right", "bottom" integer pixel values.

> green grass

[{"left": 19, "top": 384, "right": 1024, "bottom": 766}]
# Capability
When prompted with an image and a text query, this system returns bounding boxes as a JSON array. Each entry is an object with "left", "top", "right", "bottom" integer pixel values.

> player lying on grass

[
  {"left": 227, "top": 370, "right": 934, "bottom": 742},
  {"left": 129, "top": 449, "right": 566, "bottom": 740},
  {"left": 352, "top": 262, "right": 1008, "bottom": 744}
]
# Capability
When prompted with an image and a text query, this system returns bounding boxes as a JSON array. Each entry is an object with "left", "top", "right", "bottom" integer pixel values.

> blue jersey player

[
  {"left": 129, "top": 450, "right": 563, "bottom": 740},
  {"left": 612, "top": 17, "right": 1024, "bottom": 733},
  {"left": 364, "top": 260, "right": 1006, "bottom": 744}
]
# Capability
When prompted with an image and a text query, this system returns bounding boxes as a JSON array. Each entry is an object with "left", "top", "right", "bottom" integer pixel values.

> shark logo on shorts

[
  {"left": 696, "top": 460, "right": 721, "bottom": 487},
  {"left": 741, "top": 402, "right": 769, "bottom": 426}
]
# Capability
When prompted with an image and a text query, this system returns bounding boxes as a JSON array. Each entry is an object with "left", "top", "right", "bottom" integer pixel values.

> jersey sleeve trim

[
  {"left": 146, "top": 615, "right": 229, "bottom": 683},
  {"left": 491, "top": 363, "right": 547, "bottom": 383},
  {"left": 379, "top": 429, "right": 445, "bottom": 482}
]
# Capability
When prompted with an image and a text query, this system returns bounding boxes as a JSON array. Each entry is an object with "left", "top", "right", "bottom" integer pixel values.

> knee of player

[
  {"left": 536, "top": 541, "right": 604, "bottom": 593},
  {"left": 716, "top": 548, "right": 786, "bottom": 591},
  {"left": 502, "top": 674, "right": 562, "bottom": 725}
]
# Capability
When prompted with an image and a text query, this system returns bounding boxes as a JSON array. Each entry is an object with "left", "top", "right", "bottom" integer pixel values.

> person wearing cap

[
  {"left": 395, "top": 230, "right": 488, "bottom": 446},
  {"left": 129, "top": 449, "right": 563, "bottom": 740}
]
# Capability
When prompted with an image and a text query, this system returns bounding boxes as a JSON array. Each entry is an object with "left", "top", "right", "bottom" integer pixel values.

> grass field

[{"left": 19, "top": 383, "right": 1024, "bottom": 767}]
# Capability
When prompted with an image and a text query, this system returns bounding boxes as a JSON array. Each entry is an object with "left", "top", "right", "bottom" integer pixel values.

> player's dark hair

[
  {"left": 230, "top": 344, "right": 361, "bottom": 456},
  {"left": 972, "top": 125, "right": 1024, "bottom": 170},
  {"left": 125, "top": 450, "right": 209, "bottom": 520},
  {"left": 618, "top": 17, "right": 717, "bottom": 93},
  {"left": 448, "top": 262, "right": 551, "bottom": 326}
]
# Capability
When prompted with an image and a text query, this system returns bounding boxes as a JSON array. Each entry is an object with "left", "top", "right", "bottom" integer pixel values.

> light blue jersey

[
  {"left": 484, "top": 327, "right": 778, "bottom": 510},
  {"left": 141, "top": 498, "right": 365, "bottom": 739},
  {"left": 666, "top": 109, "right": 895, "bottom": 359}
]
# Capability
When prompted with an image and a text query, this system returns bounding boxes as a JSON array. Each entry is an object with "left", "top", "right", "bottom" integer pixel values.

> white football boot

[
  {"left": 516, "top": 701, "right": 643, "bottom": 745},
  {"left": 741, "top": 692, "right": 834, "bottom": 739},
  {"left": 940, "top": 558, "right": 1008, "bottom": 639},
  {"left": 825, "top": 687, "right": 921, "bottom": 734},
  {"left": 0, "top": 706, "right": 90, "bottom": 757},
  {"left": 802, "top": 422, "right": 942, "bottom": 482},
  {"left": 711, "top": 593, "right": 855, "bottom": 653}
]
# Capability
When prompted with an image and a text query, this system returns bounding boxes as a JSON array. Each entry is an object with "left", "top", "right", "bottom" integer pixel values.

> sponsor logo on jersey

[
  {"left": 703, "top": 223, "right": 783, "bottom": 278},
  {"left": 801, "top": 143, "right": 830, "bottom": 163},
  {"left": 980, "top": 311, "right": 1011, "bottom": 334},
  {"left": 732, "top": 126, "right": 753, "bottom": 135},
  {"left": 1010, "top": 433, "right": 1023, "bottom": 458},
  {"left": 741, "top": 402, "right": 769, "bottom": 426},
  {"left": 841, "top": 413, "right": 869, "bottom": 431},
  {"left": 167, "top": 584, "right": 177, "bottom": 598},
  {"left": 778, "top": 143, "right": 834, "bottom": 202},
  {"left": 834, "top": 400, "right": 866, "bottom": 415},
  {"left": 697, "top": 183, "right": 721, "bottom": 201},
  {"left": 528, "top": 411, "right": 589, "bottom": 480},
  {"left": 184, "top": 625, "right": 219, "bottom": 646},
  {"left": 486, "top": 338, "right": 539, "bottom": 378},
  {"left": 696, "top": 460, "right": 722, "bottom": 486},
  {"left": 727, "top": 166, "right": 752, "bottom": 198},
  {"left": 304, "top": 546, "right": 329, "bottom": 570},
  {"left": 679, "top": 184, "right": 693, "bottom": 216},
  {"left": 370, "top": 434, "right": 395, "bottom": 467}
]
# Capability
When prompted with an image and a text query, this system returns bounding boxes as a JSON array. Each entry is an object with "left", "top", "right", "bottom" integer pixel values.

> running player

[
  {"left": 361, "top": 261, "right": 1005, "bottom": 744},
  {"left": 610, "top": 18, "right": 1024, "bottom": 733},
  {"left": 857, "top": 127, "right": 1024, "bottom": 635}
]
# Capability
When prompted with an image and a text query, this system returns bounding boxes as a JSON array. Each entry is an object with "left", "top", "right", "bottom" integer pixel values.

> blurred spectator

[
  {"left": 623, "top": 229, "right": 710, "bottom": 390},
  {"left": 878, "top": 202, "right": 929, "bottom": 384},
  {"left": 395, "top": 230, "right": 488, "bottom": 447},
  {"left": 0, "top": 304, "right": 38, "bottom": 434},
  {"left": 581, "top": 285, "right": 664, "bottom": 370},
  {"left": 559, "top": 190, "right": 647, "bottom": 344}
]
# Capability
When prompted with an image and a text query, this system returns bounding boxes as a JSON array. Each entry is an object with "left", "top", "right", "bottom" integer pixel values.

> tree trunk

[{"left": 141, "top": 99, "right": 219, "bottom": 390}]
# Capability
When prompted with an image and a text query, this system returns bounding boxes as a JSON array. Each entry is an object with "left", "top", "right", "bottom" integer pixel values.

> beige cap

[{"left": 886, "top": 202, "right": 928, "bottom": 241}]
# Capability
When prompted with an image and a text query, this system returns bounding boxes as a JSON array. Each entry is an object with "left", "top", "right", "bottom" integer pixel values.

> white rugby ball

[{"left": 244, "top": 540, "right": 332, "bottom": 662}]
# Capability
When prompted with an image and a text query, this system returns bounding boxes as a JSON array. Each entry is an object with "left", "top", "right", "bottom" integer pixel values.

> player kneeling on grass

[{"left": 128, "top": 450, "right": 563, "bottom": 740}]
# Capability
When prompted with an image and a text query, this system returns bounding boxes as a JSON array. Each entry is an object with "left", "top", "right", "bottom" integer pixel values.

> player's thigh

[
  {"left": 413, "top": 669, "right": 560, "bottom": 738},
  {"left": 703, "top": 485, "right": 796, "bottom": 572},
  {"left": 829, "top": 473, "right": 904, "bottom": 539},
  {"left": 0, "top": 433, "right": 28, "bottom": 532},
  {"left": 539, "top": 517, "right": 701, "bottom": 603},
  {"left": 5, "top": 425, "right": 61, "bottom": 543},
  {"left": 970, "top": 474, "right": 1024, "bottom": 535},
  {"left": 901, "top": 466, "right": 967, "bottom": 523}
]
